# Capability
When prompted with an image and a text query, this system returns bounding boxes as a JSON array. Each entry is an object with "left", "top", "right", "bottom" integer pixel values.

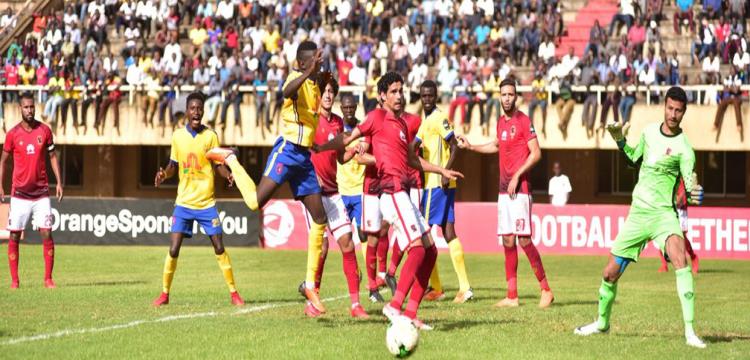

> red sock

[
  {"left": 366, "top": 243, "right": 377, "bottom": 290},
  {"left": 315, "top": 242, "right": 328, "bottom": 290},
  {"left": 8, "top": 239, "right": 19, "bottom": 284},
  {"left": 389, "top": 245, "right": 424, "bottom": 310},
  {"left": 521, "top": 242, "right": 550, "bottom": 291},
  {"left": 342, "top": 250, "right": 360, "bottom": 305},
  {"left": 388, "top": 239, "right": 404, "bottom": 276},
  {"left": 377, "top": 235, "right": 389, "bottom": 274},
  {"left": 43, "top": 238, "right": 55, "bottom": 281},
  {"left": 504, "top": 245, "right": 518, "bottom": 299},
  {"left": 684, "top": 236, "right": 696, "bottom": 259},
  {"left": 404, "top": 244, "right": 437, "bottom": 319}
]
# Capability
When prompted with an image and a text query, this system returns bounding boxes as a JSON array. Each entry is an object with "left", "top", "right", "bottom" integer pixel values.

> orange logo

[
  {"left": 47, "top": 249, "right": 54, "bottom": 257},
  {"left": 9, "top": 253, "right": 16, "bottom": 261}
]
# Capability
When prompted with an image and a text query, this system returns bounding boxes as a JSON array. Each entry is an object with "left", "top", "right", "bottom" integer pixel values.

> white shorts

[
  {"left": 380, "top": 191, "right": 429, "bottom": 249},
  {"left": 677, "top": 208, "right": 687, "bottom": 232},
  {"left": 362, "top": 193, "right": 382, "bottom": 233},
  {"left": 7, "top": 197, "right": 53, "bottom": 232},
  {"left": 409, "top": 187, "right": 422, "bottom": 209},
  {"left": 497, "top": 193, "right": 532, "bottom": 237},
  {"left": 304, "top": 193, "right": 351, "bottom": 240}
]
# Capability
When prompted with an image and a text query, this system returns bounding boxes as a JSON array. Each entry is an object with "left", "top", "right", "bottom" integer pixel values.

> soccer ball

[{"left": 386, "top": 316, "right": 419, "bottom": 357}]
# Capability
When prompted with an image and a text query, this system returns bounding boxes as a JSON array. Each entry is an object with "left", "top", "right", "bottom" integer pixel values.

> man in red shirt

[
  {"left": 302, "top": 76, "right": 368, "bottom": 319},
  {"left": 316, "top": 72, "right": 463, "bottom": 330},
  {"left": 0, "top": 92, "right": 64, "bottom": 289},
  {"left": 457, "top": 78, "right": 554, "bottom": 308}
]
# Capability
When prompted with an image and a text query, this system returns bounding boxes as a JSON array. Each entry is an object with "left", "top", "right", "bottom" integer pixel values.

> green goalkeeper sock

[
  {"left": 675, "top": 267, "right": 696, "bottom": 334},
  {"left": 596, "top": 280, "right": 617, "bottom": 330}
]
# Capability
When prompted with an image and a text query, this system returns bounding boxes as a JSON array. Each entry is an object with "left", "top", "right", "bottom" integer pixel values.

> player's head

[
  {"left": 19, "top": 92, "right": 35, "bottom": 122},
  {"left": 186, "top": 92, "right": 206, "bottom": 129},
  {"left": 296, "top": 41, "right": 318, "bottom": 74},
  {"left": 318, "top": 72, "right": 338, "bottom": 112},
  {"left": 340, "top": 93, "right": 357, "bottom": 124},
  {"left": 664, "top": 86, "right": 688, "bottom": 130},
  {"left": 419, "top": 80, "right": 438, "bottom": 114},
  {"left": 499, "top": 78, "right": 517, "bottom": 115},
  {"left": 377, "top": 71, "right": 404, "bottom": 114}
]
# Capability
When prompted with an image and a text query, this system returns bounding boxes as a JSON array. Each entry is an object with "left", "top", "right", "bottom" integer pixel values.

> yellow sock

[
  {"left": 226, "top": 156, "right": 258, "bottom": 210},
  {"left": 306, "top": 222, "right": 326, "bottom": 288},
  {"left": 429, "top": 261, "right": 443, "bottom": 293},
  {"left": 162, "top": 254, "right": 178, "bottom": 294},
  {"left": 216, "top": 251, "right": 237, "bottom": 293},
  {"left": 449, "top": 238, "right": 471, "bottom": 292}
]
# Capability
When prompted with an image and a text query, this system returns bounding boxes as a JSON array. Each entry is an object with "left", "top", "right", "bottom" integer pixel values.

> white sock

[{"left": 685, "top": 324, "right": 697, "bottom": 338}]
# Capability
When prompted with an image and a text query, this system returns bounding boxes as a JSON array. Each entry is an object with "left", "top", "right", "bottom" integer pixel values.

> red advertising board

[{"left": 260, "top": 200, "right": 750, "bottom": 260}]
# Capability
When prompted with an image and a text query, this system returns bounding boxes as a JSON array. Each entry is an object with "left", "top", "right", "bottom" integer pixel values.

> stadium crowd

[{"left": 0, "top": 0, "right": 747, "bottom": 140}]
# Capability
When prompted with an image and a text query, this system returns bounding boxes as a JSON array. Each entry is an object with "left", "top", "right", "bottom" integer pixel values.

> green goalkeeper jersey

[{"left": 619, "top": 123, "right": 695, "bottom": 212}]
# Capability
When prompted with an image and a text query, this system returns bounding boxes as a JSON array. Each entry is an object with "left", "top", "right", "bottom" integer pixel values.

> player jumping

[
  {"left": 574, "top": 87, "right": 707, "bottom": 349},
  {"left": 416, "top": 80, "right": 474, "bottom": 303},
  {"left": 1, "top": 92, "right": 63, "bottom": 289},
  {"left": 317, "top": 72, "right": 463, "bottom": 330},
  {"left": 457, "top": 78, "right": 554, "bottom": 308},
  {"left": 152, "top": 92, "right": 244, "bottom": 307}
]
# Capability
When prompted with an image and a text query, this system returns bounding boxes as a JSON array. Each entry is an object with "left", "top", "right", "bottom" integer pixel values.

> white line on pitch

[{"left": 2, "top": 294, "right": 351, "bottom": 346}]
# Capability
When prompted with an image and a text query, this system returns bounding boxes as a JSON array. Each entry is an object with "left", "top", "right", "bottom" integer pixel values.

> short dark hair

[
  {"left": 420, "top": 80, "right": 438, "bottom": 92},
  {"left": 19, "top": 92, "right": 34, "bottom": 103},
  {"left": 499, "top": 78, "right": 516, "bottom": 91},
  {"left": 340, "top": 93, "right": 356, "bottom": 104},
  {"left": 377, "top": 71, "right": 404, "bottom": 95},
  {"left": 186, "top": 91, "right": 206, "bottom": 105},
  {"left": 317, "top": 71, "right": 339, "bottom": 96},
  {"left": 296, "top": 41, "right": 317, "bottom": 60},
  {"left": 665, "top": 86, "right": 688, "bottom": 109}
]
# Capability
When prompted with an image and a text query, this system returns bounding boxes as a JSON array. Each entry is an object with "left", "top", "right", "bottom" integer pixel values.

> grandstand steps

[{"left": 556, "top": 0, "right": 619, "bottom": 58}]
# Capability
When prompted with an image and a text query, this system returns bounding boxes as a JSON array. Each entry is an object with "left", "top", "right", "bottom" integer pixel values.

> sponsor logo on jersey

[
  {"left": 26, "top": 144, "right": 35, "bottom": 155},
  {"left": 501, "top": 131, "right": 507, "bottom": 141}
]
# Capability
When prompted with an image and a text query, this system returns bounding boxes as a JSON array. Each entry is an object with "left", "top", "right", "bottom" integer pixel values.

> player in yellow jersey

[
  {"left": 337, "top": 94, "right": 366, "bottom": 243},
  {"left": 205, "top": 42, "right": 331, "bottom": 313},
  {"left": 152, "top": 92, "right": 244, "bottom": 307},
  {"left": 414, "top": 81, "right": 474, "bottom": 303}
]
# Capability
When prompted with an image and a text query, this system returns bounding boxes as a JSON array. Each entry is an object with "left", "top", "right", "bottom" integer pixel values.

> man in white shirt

[
  {"left": 548, "top": 162, "right": 572, "bottom": 207},
  {"left": 701, "top": 50, "right": 720, "bottom": 84},
  {"left": 216, "top": 0, "right": 234, "bottom": 27},
  {"left": 609, "top": 0, "right": 635, "bottom": 36}
]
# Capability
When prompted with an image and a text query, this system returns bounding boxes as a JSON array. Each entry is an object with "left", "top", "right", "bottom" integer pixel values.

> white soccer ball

[{"left": 386, "top": 316, "right": 419, "bottom": 357}]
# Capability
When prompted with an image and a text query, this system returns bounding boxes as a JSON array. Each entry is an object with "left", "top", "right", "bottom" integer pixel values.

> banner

[
  {"left": 260, "top": 200, "right": 750, "bottom": 260},
  {"left": 3, "top": 198, "right": 260, "bottom": 246}
]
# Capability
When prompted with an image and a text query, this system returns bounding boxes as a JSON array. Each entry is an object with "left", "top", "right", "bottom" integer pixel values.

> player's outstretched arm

[
  {"left": 49, "top": 150, "right": 64, "bottom": 202},
  {"left": 0, "top": 150, "right": 8, "bottom": 202},
  {"left": 443, "top": 136, "right": 460, "bottom": 188},
  {"left": 155, "top": 161, "right": 177, "bottom": 188},
  {"left": 456, "top": 134, "right": 498, "bottom": 153},
  {"left": 315, "top": 127, "right": 362, "bottom": 153},
  {"left": 214, "top": 164, "right": 234, "bottom": 187},
  {"left": 408, "top": 139, "right": 464, "bottom": 180}
]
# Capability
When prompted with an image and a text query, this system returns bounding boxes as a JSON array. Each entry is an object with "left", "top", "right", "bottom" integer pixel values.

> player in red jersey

[
  {"left": 457, "top": 78, "right": 554, "bottom": 308},
  {"left": 299, "top": 76, "right": 367, "bottom": 318},
  {"left": 316, "top": 72, "right": 463, "bottom": 330},
  {"left": 657, "top": 176, "right": 699, "bottom": 274},
  {"left": 0, "top": 92, "right": 63, "bottom": 289}
]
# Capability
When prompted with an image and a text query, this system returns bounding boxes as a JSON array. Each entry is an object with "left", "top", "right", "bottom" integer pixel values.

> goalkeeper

[{"left": 573, "top": 87, "right": 707, "bottom": 349}]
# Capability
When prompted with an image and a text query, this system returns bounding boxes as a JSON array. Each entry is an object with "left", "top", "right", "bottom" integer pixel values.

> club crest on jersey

[
  {"left": 327, "top": 133, "right": 334, "bottom": 141},
  {"left": 275, "top": 163, "right": 284, "bottom": 175},
  {"left": 443, "top": 119, "right": 451, "bottom": 130},
  {"left": 665, "top": 147, "right": 672, "bottom": 155},
  {"left": 37, "top": 135, "right": 42, "bottom": 145},
  {"left": 501, "top": 130, "right": 508, "bottom": 141},
  {"left": 510, "top": 126, "right": 517, "bottom": 139},
  {"left": 212, "top": 218, "right": 220, "bottom": 227}
]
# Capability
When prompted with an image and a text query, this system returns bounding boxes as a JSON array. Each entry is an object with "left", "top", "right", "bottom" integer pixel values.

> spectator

[
  {"left": 529, "top": 71, "right": 548, "bottom": 137},
  {"left": 703, "top": 0, "right": 722, "bottom": 19},
  {"left": 60, "top": 71, "right": 81, "bottom": 135},
  {"left": 599, "top": 73, "right": 621, "bottom": 135},
  {"left": 1, "top": 8, "right": 16, "bottom": 30},
  {"left": 627, "top": 17, "right": 647, "bottom": 54},
  {"left": 43, "top": 69, "right": 64, "bottom": 125},
  {"left": 713, "top": 66, "right": 744, "bottom": 142},
  {"left": 578, "top": 55, "right": 599, "bottom": 139},
  {"left": 548, "top": 162, "right": 572, "bottom": 207},
  {"left": 483, "top": 66, "right": 502, "bottom": 131},
  {"left": 96, "top": 72, "right": 123, "bottom": 136},
  {"left": 609, "top": 0, "right": 635, "bottom": 36},
  {"left": 701, "top": 50, "right": 721, "bottom": 84},
  {"left": 141, "top": 68, "right": 160, "bottom": 128},
  {"left": 619, "top": 75, "right": 637, "bottom": 127},
  {"left": 80, "top": 74, "right": 103, "bottom": 134},
  {"left": 221, "top": 74, "right": 243, "bottom": 136},
  {"left": 585, "top": 20, "right": 607, "bottom": 59},
  {"left": 669, "top": 50, "right": 681, "bottom": 85},
  {"left": 555, "top": 74, "right": 575, "bottom": 139},
  {"left": 538, "top": 33, "right": 555, "bottom": 64},
  {"left": 674, "top": 0, "right": 694, "bottom": 35}
]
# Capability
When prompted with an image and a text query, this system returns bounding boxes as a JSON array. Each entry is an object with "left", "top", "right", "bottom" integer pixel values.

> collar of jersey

[{"left": 186, "top": 124, "right": 206, "bottom": 137}]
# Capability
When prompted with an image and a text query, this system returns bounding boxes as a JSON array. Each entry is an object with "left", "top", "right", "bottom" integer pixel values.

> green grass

[{"left": 0, "top": 245, "right": 748, "bottom": 359}]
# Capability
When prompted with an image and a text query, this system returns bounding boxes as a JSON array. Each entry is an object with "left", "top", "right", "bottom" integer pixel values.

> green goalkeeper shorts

[{"left": 610, "top": 207, "right": 684, "bottom": 262}]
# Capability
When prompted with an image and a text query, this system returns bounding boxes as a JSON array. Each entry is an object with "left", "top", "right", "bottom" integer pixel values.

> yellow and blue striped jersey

[
  {"left": 169, "top": 125, "right": 220, "bottom": 210},
  {"left": 337, "top": 123, "right": 365, "bottom": 196},
  {"left": 416, "top": 108, "right": 456, "bottom": 189},
  {"left": 280, "top": 70, "right": 320, "bottom": 147}
]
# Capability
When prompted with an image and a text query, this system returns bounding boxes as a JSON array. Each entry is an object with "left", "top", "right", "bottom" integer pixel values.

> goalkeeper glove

[
  {"left": 689, "top": 184, "right": 704, "bottom": 206},
  {"left": 606, "top": 122, "right": 625, "bottom": 143}
]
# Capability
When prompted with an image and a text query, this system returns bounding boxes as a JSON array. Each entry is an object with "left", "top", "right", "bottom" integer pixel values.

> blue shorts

[
  {"left": 421, "top": 187, "right": 456, "bottom": 226},
  {"left": 342, "top": 194, "right": 363, "bottom": 226},
  {"left": 263, "top": 137, "right": 321, "bottom": 198},
  {"left": 171, "top": 205, "right": 222, "bottom": 238}
]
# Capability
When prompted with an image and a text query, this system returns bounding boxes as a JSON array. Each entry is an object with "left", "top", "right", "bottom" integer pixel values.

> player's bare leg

[
  {"left": 299, "top": 192, "right": 330, "bottom": 313},
  {"left": 518, "top": 236, "right": 553, "bottom": 308},
  {"left": 153, "top": 233, "right": 184, "bottom": 306},
  {"left": 208, "top": 234, "right": 244, "bottom": 306},
  {"left": 665, "top": 235, "right": 706, "bottom": 348},
  {"left": 7, "top": 231, "right": 21, "bottom": 289},
  {"left": 39, "top": 229, "right": 56, "bottom": 289}
]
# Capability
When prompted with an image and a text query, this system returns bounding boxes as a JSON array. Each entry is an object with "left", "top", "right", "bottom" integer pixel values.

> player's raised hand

[
  {"left": 154, "top": 167, "right": 166, "bottom": 187},
  {"left": 440, "top": 168, "right": 464, "bottom": 181},
  {"left": 606, "top": 122, "right": 625, "bottom": 142},
  {"left": 56, "top": 183, "right": 64, "bottom": 202},
  {"left": 507, "top": 175, "right": 519, "bottom": 200},
  {"left": 456, "top": 135, "right": 471, "bottom": 149}
]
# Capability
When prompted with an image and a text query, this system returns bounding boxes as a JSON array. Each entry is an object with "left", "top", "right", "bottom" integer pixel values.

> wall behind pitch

[{"left": 18, "top": 198, "right": 260, "bottom": 246}]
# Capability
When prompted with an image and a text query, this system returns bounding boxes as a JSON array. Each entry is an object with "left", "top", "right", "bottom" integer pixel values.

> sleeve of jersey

[
  {"left": 2, "top": 131, "right": 12, "bottom": 153},
  {"left": 357, "top": 113, "right": 376, "bottom": 137},
  {"left": 679, "top": 140, "right": 696, "bottom": 194},
  {"left": 281, "top": 71, "right": 301, "bottom": 94},
  {"left": 169, "top": 135, "right": 178, "bottom": 165},
  {"left": 620, "top": 133, "right": 645, "bottom": 167},
  {"left": 525, "top": 117, "right": 538, "bottom": 141},
  {"left": 438, "top": 114, "right": 454, "bottom": 141},
  {"left": 45, "top": 127, "right": 55, "bottom": 152}
]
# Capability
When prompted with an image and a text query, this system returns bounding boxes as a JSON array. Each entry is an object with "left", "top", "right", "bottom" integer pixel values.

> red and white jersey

[
  {"left": 496, "top": 110, "right": 536, "bottom": 195},
  {"left": 403, "top": 111, "right": 423, "bottom": 190},
  {"left": 311, "top": 112, "right": 344, "bottom": 195},
  {"left": 358, "top": 108, "right": 411, "bottom": 194},
  {"left": 3, "top": 120, "right": 54, "bottom": 200}
]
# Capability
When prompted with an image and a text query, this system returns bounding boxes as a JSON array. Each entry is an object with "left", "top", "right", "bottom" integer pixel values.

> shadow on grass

[
  {"left": 696, "top": 269, "right": 733, "bottom": 274},
  {"left": 552, "top": 300, "right": 599, "bottom": 307},
  {"left": 435, "top": 318, "right": 519, "bottom": 331},
  {"left": 314, "top": 317, "right": 389, "bottom": 327},
  {"left": 66, "top": 280, "right": 148, "bottom": 287},
  {"left": 705, "top": 334, "right": 750, "bottom": 343}
]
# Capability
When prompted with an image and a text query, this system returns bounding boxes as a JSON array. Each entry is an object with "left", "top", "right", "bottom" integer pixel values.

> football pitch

[{"left": 1, "top": 245, "right": 748, "bottom": 359}]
